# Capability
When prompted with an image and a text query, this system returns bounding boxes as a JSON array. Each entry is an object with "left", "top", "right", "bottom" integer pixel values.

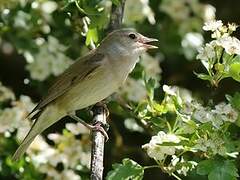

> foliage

[
  {"left": 106, "top": 158, "right": 144, "bottom": 180},
  {"left": 196, "top": 21, "right": 240, "bottom": 87},
  {"left": 0, "top": 0, "right": 240, "bottom": 180}
]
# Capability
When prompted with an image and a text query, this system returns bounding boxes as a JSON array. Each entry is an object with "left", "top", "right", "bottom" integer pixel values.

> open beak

[{"left": 138, "top": 36, "right": 158, "bottom": 49}]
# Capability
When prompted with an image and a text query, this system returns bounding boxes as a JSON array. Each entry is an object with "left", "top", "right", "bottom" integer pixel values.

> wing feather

[{"left": 29, "top": 51, "right": 105, "bottom": 116}]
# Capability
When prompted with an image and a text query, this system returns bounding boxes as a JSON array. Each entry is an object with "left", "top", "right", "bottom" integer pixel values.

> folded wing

[{"left": 29, "top": 51, "right": 105, "bottom": 116}]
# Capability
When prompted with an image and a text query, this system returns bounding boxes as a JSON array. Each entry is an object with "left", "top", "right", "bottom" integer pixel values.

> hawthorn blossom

[
  {"left": 217, "top": 36, "right": 240, "bottom": 55},
  {"left": 0, "top": 82, "right": 15, "bottom": 102},
  {"left": 196, "top": 43, "right": 215, "bottom": 61},
  {"left": 203, "top": 20, "right": 223, "bottom": 31},
  {"left": 142, "top": 131, "right": 181, "bottom": 161}
]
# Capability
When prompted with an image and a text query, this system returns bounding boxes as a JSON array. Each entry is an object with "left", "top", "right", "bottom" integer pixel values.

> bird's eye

[{"left": 128, "top": 33, "right": 136, "bottom": 40}]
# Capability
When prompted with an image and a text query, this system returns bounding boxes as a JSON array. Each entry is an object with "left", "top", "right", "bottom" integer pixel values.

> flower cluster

[
  {"left": 26, "top": 36, "right": 73, "bottom": 81},
  {"left": 190, "top": 102, "right": 238, "bottom": 128},
  {"left": 0, "top": 95, "right": 34, "bottom": 135},
  {"left": 0, "top": 82, "right": 15, "bottom": 102},
  {"left": 139, "top": 83, "right": 240, "bottom": 178},
  {"left": 0, "top": 82, "right": 91, "bottom": 179},
  {"left": 196, "top": 20, "right": 240, "bottom": 86},
  {"left": 167, "top": 156, "right": 197, "bottom": 176},
  {"left": 142, "top": 131, "right": 181, "bottom": 161},
  {"left": 193, "top": 133, "right": 227, "bottom": 156},
  {"left": 29, "top": 128, "right": 91, "bottom": 180},
  {"left": 160, "top": 0, "right": 215, "bottom": 36},
  {"left": 124, "top": 0, "right": 155, "bottom": 25},
  {"left": 159, "top": 0, "right": 216, "bottom": 60},
  {"left": 119, "top": 52, "right": 161, "bottom": 102}
]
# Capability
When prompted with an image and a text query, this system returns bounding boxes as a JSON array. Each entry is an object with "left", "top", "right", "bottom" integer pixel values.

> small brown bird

[{"left": 13, "top": 29, "right": 158, "bottom": 160}]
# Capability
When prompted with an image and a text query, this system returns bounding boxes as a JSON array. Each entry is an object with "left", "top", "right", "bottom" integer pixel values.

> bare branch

[
  {"left": 90, "top": 1, "right": 126, "bottom": 179},
  {"left": 108, "top": 0, "right": 126, "bottom": 31},
  {"left": 90, "top": 104, "right": 108, "bottom": 180}
]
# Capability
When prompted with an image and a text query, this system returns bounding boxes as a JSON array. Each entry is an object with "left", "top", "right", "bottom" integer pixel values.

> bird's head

[{"left": 99, "top": 29, "right": 158, "bottom": 56}]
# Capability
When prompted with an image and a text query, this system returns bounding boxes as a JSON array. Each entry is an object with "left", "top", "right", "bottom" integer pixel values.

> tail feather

[
  {"left": 12, "top": 136, "right": 36, "bottom": 161},
  {"left": 12, "top": 105, "right": 64, "bottom": 161}
]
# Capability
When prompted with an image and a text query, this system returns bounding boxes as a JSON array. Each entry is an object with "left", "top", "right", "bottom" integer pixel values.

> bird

[{"left": 12, "top": 28, "right": 158, "bottom": 160}]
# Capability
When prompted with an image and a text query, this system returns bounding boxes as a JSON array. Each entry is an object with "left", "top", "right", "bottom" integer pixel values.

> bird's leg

[
  {"left": 68, "top": 111, "right": 109, "bottom": 141},
  {"left": 95, "top": 101, "right": 110, "bottom": 117}
]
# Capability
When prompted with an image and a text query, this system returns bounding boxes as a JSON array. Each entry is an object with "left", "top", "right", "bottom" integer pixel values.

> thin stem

[
  {"left": 143, "top": 165, "right": 160, "bottom": 170},
  {"left": 166, "top": 121, "right": 172, "bottom": 133},
  {"left": 74, "top": 0, "right": 101, "bottom": 16},
  {"left": 172, "top": 173, "right": 182, "bottom": 180}
]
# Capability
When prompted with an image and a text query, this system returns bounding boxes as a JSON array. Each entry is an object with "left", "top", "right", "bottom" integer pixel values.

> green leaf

[
  {"left": 143, "top": 75, "right": 156, "bottom": 101},
  {"left": 231, "top": 55, "right": 240, "bottom": 63},
  {"left": 197, "top": 159, "right": 238, "bottom": 180},
  {"left": 229, "top": 63, "right": 240, "bottom": 82},
  {"left": 150, "top": 117, "right": 166, "bottom": 128},
  {"left": 197, "top": 159, "right": 215, "bottom": 175},
  {"left": 111, "top": 0, "right": 121, "bottom": 6},
  {"left": 89, "top": 11, "right": 109, "bottom": 29},
  {"left": 195, "top": 73, "right": 212, "bottom": 81},
  {"left": 226, "top": 92, "right": 240, "bottom": 110},
  {"left": 106, "top": 158, "right": 144, "bottom": 180},
  {"left": 86, "top": 28, "right": 98, "bottom": 46}
]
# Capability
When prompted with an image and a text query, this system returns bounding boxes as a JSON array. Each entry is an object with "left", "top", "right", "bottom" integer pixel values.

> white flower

[
  {"left": 47, "top": 132, "right": 91, "bottom": 168},
  {"left": 0, "top": 82, "right": 15, "bottom": 102},
  {"left": 26, "top": 51, "right": 52, "bottom": 81},
  {"left": 13, "top": 11, "right": 31, "bottom": 30},
  {"left": 203, "top": 4, "right": 216, "bottom": 22},
  {"left": 193, "top": 106, "right": 212, "bottom": 123},
  {"left": 160, "top": 0, "right": 190, "bottom": 21},
  {"left": 212, "top": 102, "right": 238, "bottom": 123},
  {"left": 217, "top": 37, "right": 240, "bottom": 55},
  {"left": 140, "top": 53, "right": 161, "bottom": 80},
  {"left": 61, "top": 169, "right": 81, "bottom": 180},
  {"left": 28, "top": 136, "right": 56, "bottom": 165},
  {"left": 228, "top": 23, "right": 238, "bottom": 32},
  {"left": 196, "top": 43, "right": 215, "bottom": 61},
  {"left": 124, "top": 118, "right": 144, "bottom": 132},
  {"left": 38, "top": 165, "right": 81, "bottom": 180},
  {"left": 0, "top": 107, "right": 24, "bottom": 133},
  {"left": 140, "top": 0, "right": 155, "bottom": 24},
  {"left": 194, "top": 135, "right": 226, "bottom": 155},
  {"left": 163, "top": 85, "right": 178, "bottom": 96},
  {"left": 203, "top": 20, "right": 223, "bottom": 31},
  {"left": 65, "top": 122, "right": 90, "bottom": 135},
  {"left": 182, "top": 32, "right": 204, "bottom": 49},
  {"left": 124, "top": 0, "right": 155, "bottom": 25},
  {"left": 51, "top": 53, "right": 72, "bottom": 76},
  {"left": 16, "top": 119, "right": 31, "bottom": 141},
  {"left": 182, "top": 32, "right": 204, "bottom": 59},
  {"left": 176, "top": 157, "right": 197, "bottom": 176},
  {"left": 142, "top": 131, "right": 181, "bottom": 160},
  {"left": 211, "top": 116, "right": 223, "bottom": 128},
  {"left": 40, "top": 1, "right": 58, "bottom": 14},
  {"left": 194, "top": 138, "right": 208, "bottom": 152},
  {"left": 120, "top": 78, "right": 147, "bottom": 102},
  {"left": 26, "top": 36, "right": 72, "bottom": 81}
]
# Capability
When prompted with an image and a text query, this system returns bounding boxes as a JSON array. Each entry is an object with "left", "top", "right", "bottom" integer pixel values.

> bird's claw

[{"left": 91, "top": 121, "right": 109, "bottom": 141}]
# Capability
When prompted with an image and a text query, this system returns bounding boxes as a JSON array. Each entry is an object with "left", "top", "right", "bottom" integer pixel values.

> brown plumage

[{"left": 12, "top": 29, "right": 158, "bottom": 160}]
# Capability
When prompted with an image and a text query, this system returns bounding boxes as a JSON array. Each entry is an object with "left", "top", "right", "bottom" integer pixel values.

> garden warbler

[{"left": 13, "top": 29, "right": 158, "bottom": 160}]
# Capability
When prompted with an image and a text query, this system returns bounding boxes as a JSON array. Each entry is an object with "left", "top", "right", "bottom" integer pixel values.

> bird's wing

[{"left": 29, "top": 51, "right": 105, "bottom": 116}]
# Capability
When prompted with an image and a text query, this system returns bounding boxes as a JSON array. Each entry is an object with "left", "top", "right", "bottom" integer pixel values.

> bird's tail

[{"left": 12, "top": 105, "right": 65, "bottom": 161}]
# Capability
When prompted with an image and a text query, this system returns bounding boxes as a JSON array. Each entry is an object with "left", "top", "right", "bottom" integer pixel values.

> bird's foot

[
  {"left": 68, "top": 112, "right": 109, "bottom": 141},
  {"left": 91, "top": 121, "right": 109, "bottom": 141}
]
